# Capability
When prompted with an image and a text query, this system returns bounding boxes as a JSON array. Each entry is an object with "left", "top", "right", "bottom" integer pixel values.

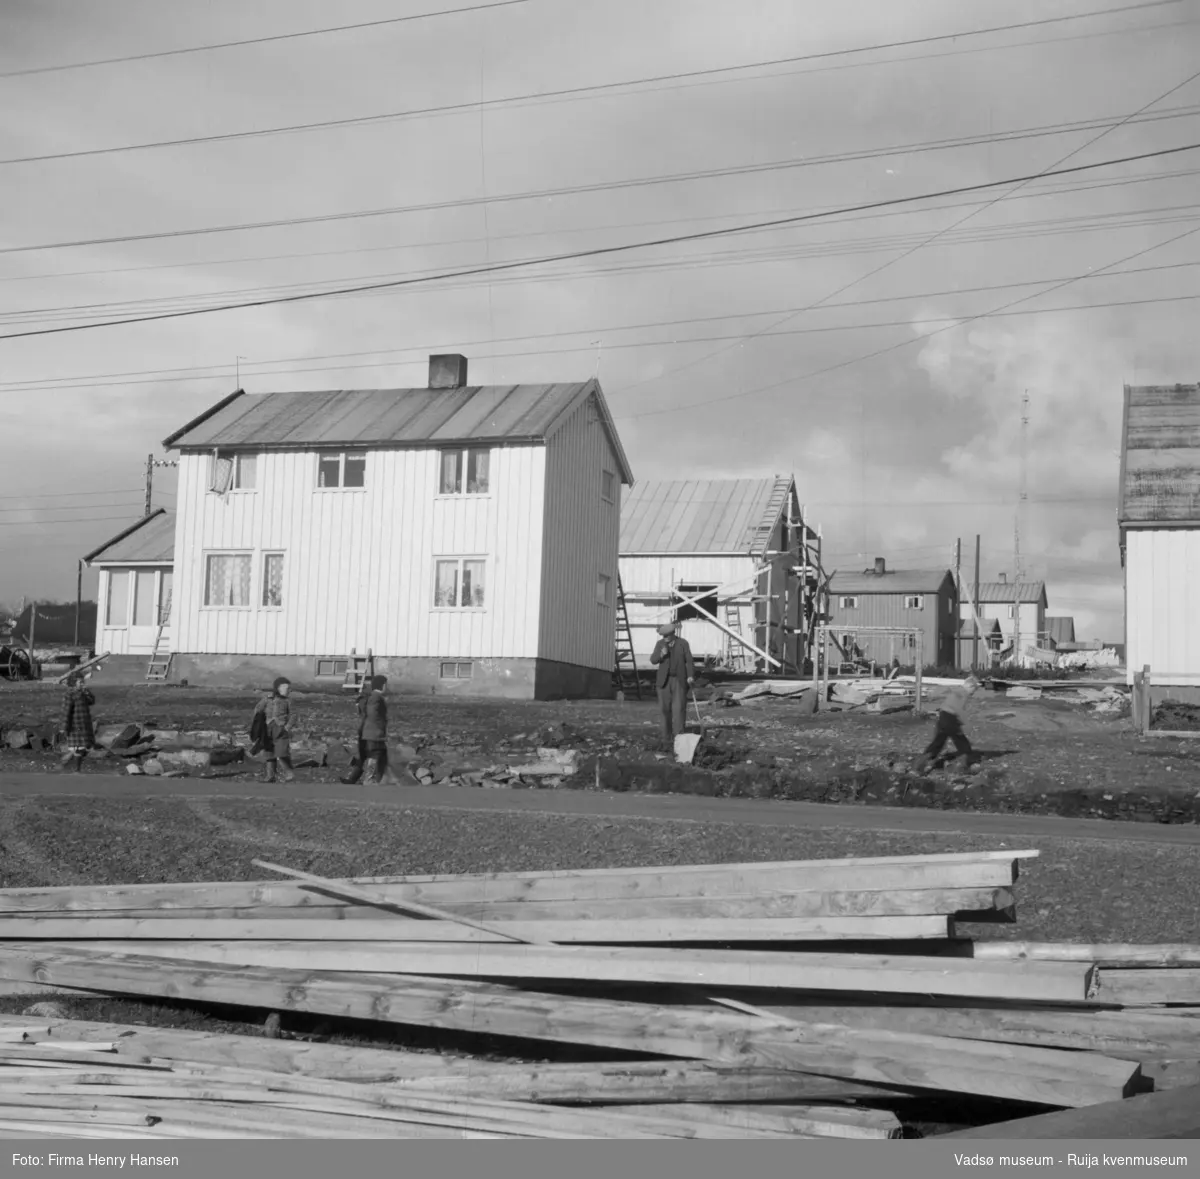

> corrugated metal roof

[
  {"left": 974, "top": 580, "right": 1047, "bottom": 604},
  {"left": 84, "top": 511, "right": 176, "bottom": 565},
  {"left": 829, "top": 568, "right": 953, "bottom": 594},
  {"left": 1119, "top": 383, "right": 1200, "bottom": 525},
  {"left": 1045, "top": 616, "right": 1076, "bottom": 646},
  {"left": 162, "top": 382, "right": 634, "bottom": 484},
  {"left": 619, "top": 477, "right": 793, "bottom": 555}
]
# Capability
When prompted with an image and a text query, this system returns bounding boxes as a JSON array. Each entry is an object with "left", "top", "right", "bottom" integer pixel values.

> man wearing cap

[
  {"left": 915, "top": 674, "right": 981, "bottom": 773},
  {"left": 650, "top": 621, "right": 695, "bottom": 748},
  {"left": 359, "top": 674, "right": 399, "bottom": 785}
]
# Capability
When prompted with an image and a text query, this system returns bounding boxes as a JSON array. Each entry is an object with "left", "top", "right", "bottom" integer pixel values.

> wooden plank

[
  {"left": 629, "top": 1101, "right": 901, "bottom": 1139},
  {"left": 1140, "top": 1058, "right": 1200, "bottom": 1090},
  {"left": 0, "top": 858, "right": 1024, "bottom": 913},
  {"left": 251, "top": 859, "right": 544, "bottom": 945},
  {"left": 52, "top": 939, "right": 1096, "bottom": 1003},
  {"left": 973, "top": 942, "right": 1200, "bottom": 967},
  {"left": 1096, "top": 968, "right": 1200, "bottom": 1006},
  {"left": 0, "top": 887, "right": 1015, "bottom": 923},
  {"left": 942, "top": 1084, "right": 1200, "bottom": 1140},
  {"left": 0, "top": 946, "right": 1138, "bottom": 1106},
  {"left": 0, "top": 914, "right": 954, "bottom": 943}
]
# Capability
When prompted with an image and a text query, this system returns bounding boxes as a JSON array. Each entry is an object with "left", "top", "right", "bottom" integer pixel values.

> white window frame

[
  {"left": 904, "top": 595, "right": 923, "bottom": 610},
  {"left": 597, "top": 572, "right": 612, "bottom": 607},
  {"left": 1008, "top": 604, "right": 1015, "bottom": 619},
  {"left": 437, "top": 447, "right": 492, "bottom": 496},
  {"left": 839, "top": 595, "right": 859, "bottom": 609},
  {"left": 104, "top": 570, "right": 131, "bottom": 629},
  {"left": 600, "top": 469, "right": 616, "bottom": 503},
  {"left": 432, "top": 556, "right": 488, "bottom": 611},
  {"left": 315, "top": 451, "right": 367, "bottom": 490},
  {"left": 202, "top": 551, "right": 254, "bottom": 610},
  {"left": 230, "top": 453, "right": 258, "bottom": 491},
  {"left": 315, "top": 657, "right": 351, "bottom": 678},
  {"left": 261, "top": 552, "right": 285, "bottom": 610},
  {"left": 440, "top": 660, "right": 474, "bottom": 680}
]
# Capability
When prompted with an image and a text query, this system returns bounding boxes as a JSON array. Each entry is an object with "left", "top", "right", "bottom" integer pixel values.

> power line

[
  {"left": 0, "top": 487, "right": 142, "bottom": 502},
  {"left": 8, "top": 104, "right": 1200, "bottom": 256},
  {"left": 0, "top": 513, "right": 145, "bottom": 530},
  {"left": 0, "top": 1, "right": 530, "bottom": 80},
  {"left": 2, "top": 141, "right": 1197, "bottom": 343},
  {"left": 0, "top": 2, "right": 1181, "bottom": 168},
  {"left": 6, "top": 259, "right": 1196, "bottom": 392}
]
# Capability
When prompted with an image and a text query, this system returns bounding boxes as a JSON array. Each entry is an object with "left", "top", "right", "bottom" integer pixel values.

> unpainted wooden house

[
  {"left": 1119, "top": 382, "right": 1200, "bottom": 701},
  {"left": 88, "top": 356, "right": 634, "bottom": 698},
  {"left": 825, "top": 559, "right": 958, "bottom": 668}
]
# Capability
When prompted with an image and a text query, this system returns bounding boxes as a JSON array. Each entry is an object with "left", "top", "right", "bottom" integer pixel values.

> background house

[
  {"left": 963, "top": 576, "right": 1049, "bottom": 655},
  {"left": 154, "top": 354, "right": 632, "bottom": 699},
  {"left": 1045, "top": 616, "right": 1076, "bottom": 649},
  {"left": 618, "top": 476, "right": 820, "bottom": 674},
  {"left": 956, "top": 617, "right": 1004, "bottom": 669},
  {"left": 825, "top": 560, "right": 958, "bottom": 668},
  {"left": 1120, "top": 382, "right": 1200, "bottom": 702},
  {"left": 86, "top": 509, "right": 176, "bottom": 663}
]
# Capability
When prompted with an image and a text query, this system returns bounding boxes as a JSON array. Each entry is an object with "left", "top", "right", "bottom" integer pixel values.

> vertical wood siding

[
  {"left": 825, "top": 589, "right": 953, "bottom": 666},
  {"left": 172, "top": 445, "right": 545, "bottom": 659},
  {"left": 1126, "top": 529, "right": 1200, "bottom": 685},
  {"left": 92, "top": 566, "right": 173, "bottom": 656},
  {"left": 537, "top": 394, "right": 622, "bottom": 671}
]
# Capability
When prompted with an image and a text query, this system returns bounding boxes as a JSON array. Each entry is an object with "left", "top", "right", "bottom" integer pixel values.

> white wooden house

[
  {"left": 959, "top": 577, "right": 1048, "bottom": 655},
  {"left": 618, "top": 477, "right": 820, "bottom": 673},
  {"left": 1120, "top": 382, "right": 1200, "bottom": 700},
  {"left": 85, "top": 509, "right": 176, "bottom": 658},
  {"left": 152, "top": 355, "right": 633, "bottom": 698}
]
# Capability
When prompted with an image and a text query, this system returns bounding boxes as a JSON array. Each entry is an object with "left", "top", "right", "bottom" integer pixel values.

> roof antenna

[
  {"left": 236, "top": 355, "right": 246, "bottom": 389},
  {"left": 591, "top": 339, "right": 602, "bottom": 380}
]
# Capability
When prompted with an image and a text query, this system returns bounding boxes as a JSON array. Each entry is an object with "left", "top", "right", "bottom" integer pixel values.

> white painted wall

[
  {"left": 93, "top": 566, "right": 173, "bottom": 656},
  {"left": 617, "top": 554, "right": 753, "bottom": 661},
  {"left": 1126, "top": 528, "right": 1200, "bottom": 685},
  {"left": 538, "top": 394, "right": 625, "bottom": 672},
  {"left": 172, "top": 445, "right": 546, "bottom": 660},
  {"left": 962, "top": 601, "right": 1044, "bottom": 645}
]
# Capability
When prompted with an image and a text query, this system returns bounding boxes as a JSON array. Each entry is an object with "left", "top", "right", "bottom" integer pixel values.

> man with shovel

[{"left": 650, "top": 621, "right": 695, "bottom": 749}]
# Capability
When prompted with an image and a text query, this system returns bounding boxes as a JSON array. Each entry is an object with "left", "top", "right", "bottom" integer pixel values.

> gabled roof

[
  {"left": 975, "top": 580, "right": 1047, "bottom": 605},
  {"left": 162, "top": 382, "right": 634, "bottom": 485},
  {"left": 958, "top": 618, "right": 1003, "bottom": 639},
  {"left": 84, "top": 510, "right": 176, "bottom": 565},
  {"left": 619, "top": 477, "right": 795, "bottom": 556},
  {"left": 1045, "top": 615, "right": 1076, "bottom": 646},
  {"left": 1119, "top": 383, "right": 1200, "bottom": 526},
  {"left": 828, "top": 568, "right": 954, "bottom": 595}
]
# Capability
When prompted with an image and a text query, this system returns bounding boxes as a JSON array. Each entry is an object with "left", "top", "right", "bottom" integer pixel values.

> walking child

[
  {"left": 60, "top": 669, "right": 95, "bottom": 773},
  {"left": 253, "top": 676, "right": 296, "bottom": 782},
  {"left": 915, "top": 674, "right": 981, "bottom": 773}
]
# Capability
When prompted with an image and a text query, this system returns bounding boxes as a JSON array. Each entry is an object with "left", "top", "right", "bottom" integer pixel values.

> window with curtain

[
  {"left": 106, "top": 571, "right": 130, "bottom": 626},
  {"left": 439, "top": 448, "right": 490, "bottom": 494},
  {"left": 439, "top": 451, "right": 461, "bottom": 495},
  {"left": 433, "top": 558, "right": 486, "bottom": 608},
  {"left": 204, "top": 554, "right": 252, "bottom": 607},
  {"left": 434, "top": 560, "right": 459, "bottom": 607},
  {"left": 262, "top": 554, "right": 284, "bottom": 608}
]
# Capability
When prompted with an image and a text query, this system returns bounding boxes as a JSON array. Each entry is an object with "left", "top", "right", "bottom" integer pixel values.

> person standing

[
  {"left": 340, "top": 680, "right": 371, "bottom": 785},
  {"left": 60, "top": 669, "right": 95, "bottom": 773},
  {"left": 915, "top": 674, "right": 981, "bottom": 772},
  {"left": 254, "top": 676, "right": 296, "bottom": 783},
  {"left": 359, "top": 675, "right": 398, "bottom": 785},
  {"left": 650, "top": 621, "right": 695, "bottom": 747}
]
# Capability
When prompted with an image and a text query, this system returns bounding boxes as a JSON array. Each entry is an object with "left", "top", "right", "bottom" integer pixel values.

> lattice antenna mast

[{"left": 1015, "top": 390, "right": 1029, "bottom": 583}]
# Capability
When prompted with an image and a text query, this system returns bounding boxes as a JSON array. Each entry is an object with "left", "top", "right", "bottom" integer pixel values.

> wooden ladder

[
  {"left": 342, "top": 649, "right": 374, "bottom": 692},
  {"left": 722, "top": 602, "right": 750, "bottom": 672},
  {"left": 613, "top": 575, "right": 642, "bottom": 699},
  {"left": 145, "top": 623, "right": 171, "bottom": 682}
]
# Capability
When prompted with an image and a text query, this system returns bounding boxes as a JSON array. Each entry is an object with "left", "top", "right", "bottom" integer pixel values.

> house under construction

[{"left": 617, "top": 476, "right": 825, "bottom": 676}]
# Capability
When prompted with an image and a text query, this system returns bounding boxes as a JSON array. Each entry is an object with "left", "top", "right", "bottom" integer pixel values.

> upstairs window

[
  {"left": 601, "top": 469, "right": 616, "bottom": 502},
  {"left": 904, "top": 595, "right": 923, "bottom": 610},
  {"left": 317, "top": 451, "right": 366, "bottom": 489},
  {"left": 439, "top": 448, "right": 490, "bottom": 495},
  {"left": 839, "top": 595, "right": 859, "bottom": 609},
  {"left": 231, "top": 454, "right": 257, "bottom": 490}
]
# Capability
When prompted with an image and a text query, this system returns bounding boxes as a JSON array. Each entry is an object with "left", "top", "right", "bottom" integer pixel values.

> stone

[
  {"left": 674, "top": 733, "right": 702, "bottom": 765},
  {"left": 157, "top": 749, "right": 212, "bottom": 770},
  {"left": 125, "top": 764, "right": 144, "bottom": 775},
  {"left": 4, "top": 730, "right": 31, "bottom": 750},
  {"left": 95, "top": 723, "right": 141, "bottom": 750},
  {"left": 142, "top": 758, "right": 164, "bottom": 776},
  {"left": 324, "top": 743, "right": 352, "bottom": 767}
]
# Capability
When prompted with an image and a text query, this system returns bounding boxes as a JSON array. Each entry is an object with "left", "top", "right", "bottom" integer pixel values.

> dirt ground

[{"left": 2, "top": 678, "right": 1198, "bottom": 823}]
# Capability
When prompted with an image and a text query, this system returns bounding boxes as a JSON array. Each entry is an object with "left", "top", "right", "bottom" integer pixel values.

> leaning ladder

[
  {"left": 613, "top": 574, "right": 642, "bottom": 699},
  {"left": 145, "top": 623, "right": 171, "bottom": 682}
]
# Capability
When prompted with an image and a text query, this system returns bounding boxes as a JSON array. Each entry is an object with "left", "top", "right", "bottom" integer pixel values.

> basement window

[
  {"left": 439, "top": 448, "right": 490, "bottom": 495},
  {"left": 839, "top": 596, "right": 859, "bottom": 609},
  {"left": 904, "top": 595, "right": 923, "bottom": 610},
  {"left": 674, "top": 583, "right": 717, "bottom": 622},
  {"left": 317, "top": 451, "right": 366, "bottom": 489},
  {"left": 440, "top": 661, "right": 474, "bottom": 680},
  {"left": 315, "top": 658, "right": 350, "bottom": 677}
]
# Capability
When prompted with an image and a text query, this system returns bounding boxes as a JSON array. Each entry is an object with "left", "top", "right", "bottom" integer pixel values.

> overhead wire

[
  {"left": 0, "top": 2, "right": 1182, "bottom": 167},
  {"left": 2, "top": 141, "right": 1198, "bottom": 341}
]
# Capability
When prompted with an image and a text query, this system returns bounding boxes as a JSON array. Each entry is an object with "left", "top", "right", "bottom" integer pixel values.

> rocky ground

[{"left": 2, "top": 676, "right": 1199, "bottom": 822}]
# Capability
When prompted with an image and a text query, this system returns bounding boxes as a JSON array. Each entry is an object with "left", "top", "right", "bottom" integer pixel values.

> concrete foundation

[
  {"left": 85, "top": 654, "right": 155, "bottom": 686},
  {"left": 161, "top": 654, "right": 613, "bottom": 701}
]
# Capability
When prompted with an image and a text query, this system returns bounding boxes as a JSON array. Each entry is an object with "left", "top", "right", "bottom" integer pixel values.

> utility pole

[
  {"left": 954, "top": 538, "right": 962, "bottom": 669},
  {"left": 144, "top": 455, "right": 179, "bottom": 516},
  {"left": 1013, "top": 390, "right": 1030, "bottom": 665},
  {"left": 973, "top": 534, "right": 981, "bottom": 671},
  {"left": 74, "top": 560, "right": 82, "bottom": 647}
]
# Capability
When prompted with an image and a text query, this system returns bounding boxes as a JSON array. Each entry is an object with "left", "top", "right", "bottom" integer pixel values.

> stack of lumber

[{"left": 0, "top": 849, "right": 1195, "bottom": 1138}]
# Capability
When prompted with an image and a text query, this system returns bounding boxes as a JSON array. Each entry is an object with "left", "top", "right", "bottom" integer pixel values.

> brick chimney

[
  {"left": 429, "top": 354, "right": 468, "bottom": 390},
  {"left": 874, "top": 557, "right": 886, "bottom": 575}
]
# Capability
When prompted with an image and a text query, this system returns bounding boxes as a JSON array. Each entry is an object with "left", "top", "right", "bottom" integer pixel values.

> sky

[{"left": 2, "top": 0, "right": 1200, "bottom": 640}]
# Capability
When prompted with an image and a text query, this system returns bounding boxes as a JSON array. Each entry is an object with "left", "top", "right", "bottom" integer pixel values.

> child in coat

[
  {"left": 61, "top": 670, "right": 96, "bottom": 772},
  {"left": 915, "top": 675, "right": 981, "bottom": 773},
  {"left": 253, "top": 676, "right": 296, "bottom": 782}
]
